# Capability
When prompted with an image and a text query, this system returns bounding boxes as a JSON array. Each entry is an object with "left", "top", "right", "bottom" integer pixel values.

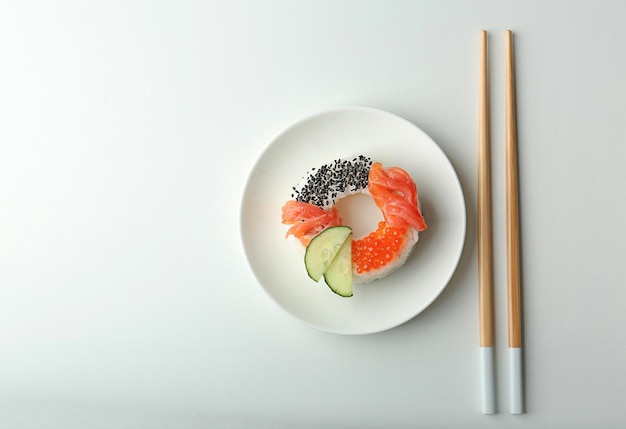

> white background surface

[{"left": 1, "top": 1, "right": 625, "bottom": 428}]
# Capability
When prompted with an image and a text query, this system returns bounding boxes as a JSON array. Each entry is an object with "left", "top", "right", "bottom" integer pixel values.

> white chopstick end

[
  {"left": 481, "top": 346, "right": 496, "bottom": 414},
  {"left": 509, "top": 347, "right": 524, "bottom": 414}
]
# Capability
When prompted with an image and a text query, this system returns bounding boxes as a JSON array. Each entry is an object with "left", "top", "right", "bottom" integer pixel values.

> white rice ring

[{"left": 291, "top": 155, "right": 421, "bottom": 284}]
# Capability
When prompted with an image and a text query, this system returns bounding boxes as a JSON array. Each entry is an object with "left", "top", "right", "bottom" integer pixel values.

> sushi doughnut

[{"left": 281, "top": 155, "right": 427, "bottom": 284}]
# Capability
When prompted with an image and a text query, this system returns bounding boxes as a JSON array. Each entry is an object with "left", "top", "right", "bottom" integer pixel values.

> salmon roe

[{"left": 352, "top": 221, "right": 407, "bottom": 274}]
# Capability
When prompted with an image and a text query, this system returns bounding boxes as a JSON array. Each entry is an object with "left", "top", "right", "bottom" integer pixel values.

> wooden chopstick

[
  {"left": 505, "top": 29, "right": 524, "bottom": 415},
  {"left": 478, "top": 29, "right": 496, "bottom": 415}
]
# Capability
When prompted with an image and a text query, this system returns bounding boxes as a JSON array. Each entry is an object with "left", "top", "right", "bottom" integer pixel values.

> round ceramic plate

[{"left": 240, "top": 107, "right": 466, "bottom": 335}]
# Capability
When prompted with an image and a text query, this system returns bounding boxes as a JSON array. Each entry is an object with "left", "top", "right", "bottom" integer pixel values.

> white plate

[{"left": 240, "top": 107, "right": 466, "bottom": 335}]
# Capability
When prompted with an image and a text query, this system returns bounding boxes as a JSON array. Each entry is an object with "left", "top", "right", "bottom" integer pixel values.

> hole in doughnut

[{"left": 333, "top": 193, "right": 383, "bottom": 240}]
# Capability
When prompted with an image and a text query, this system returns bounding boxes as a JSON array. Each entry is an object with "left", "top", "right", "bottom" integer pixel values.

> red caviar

[{"left": 352, "top": 221, "right": 407, "bottom": 274}]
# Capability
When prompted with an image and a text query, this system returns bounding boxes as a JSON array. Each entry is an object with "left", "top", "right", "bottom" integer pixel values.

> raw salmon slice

[
  {"left": 368, "top": 162, "right": 427, "bottom": 232},
  {"left": 281, "top": 200, "right": 342, "bottom": 246}
]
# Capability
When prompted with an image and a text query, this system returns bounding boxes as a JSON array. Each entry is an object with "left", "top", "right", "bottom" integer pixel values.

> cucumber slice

[
  {"left": 324, "top": 235, "right": 353, "bottom": 297},
  {"left": 304, "top": 226, "right": 352, "bottom": 281}
]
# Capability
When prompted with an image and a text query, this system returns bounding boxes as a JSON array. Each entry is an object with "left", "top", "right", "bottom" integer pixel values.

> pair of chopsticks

[{"left": 478, "top": 29, "right": 523, "bottom": 415}]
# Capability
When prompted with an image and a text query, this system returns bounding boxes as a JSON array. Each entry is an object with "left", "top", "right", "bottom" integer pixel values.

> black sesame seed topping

[{"left": 292, "top": 155, "right": 373, "bottom": 207}]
